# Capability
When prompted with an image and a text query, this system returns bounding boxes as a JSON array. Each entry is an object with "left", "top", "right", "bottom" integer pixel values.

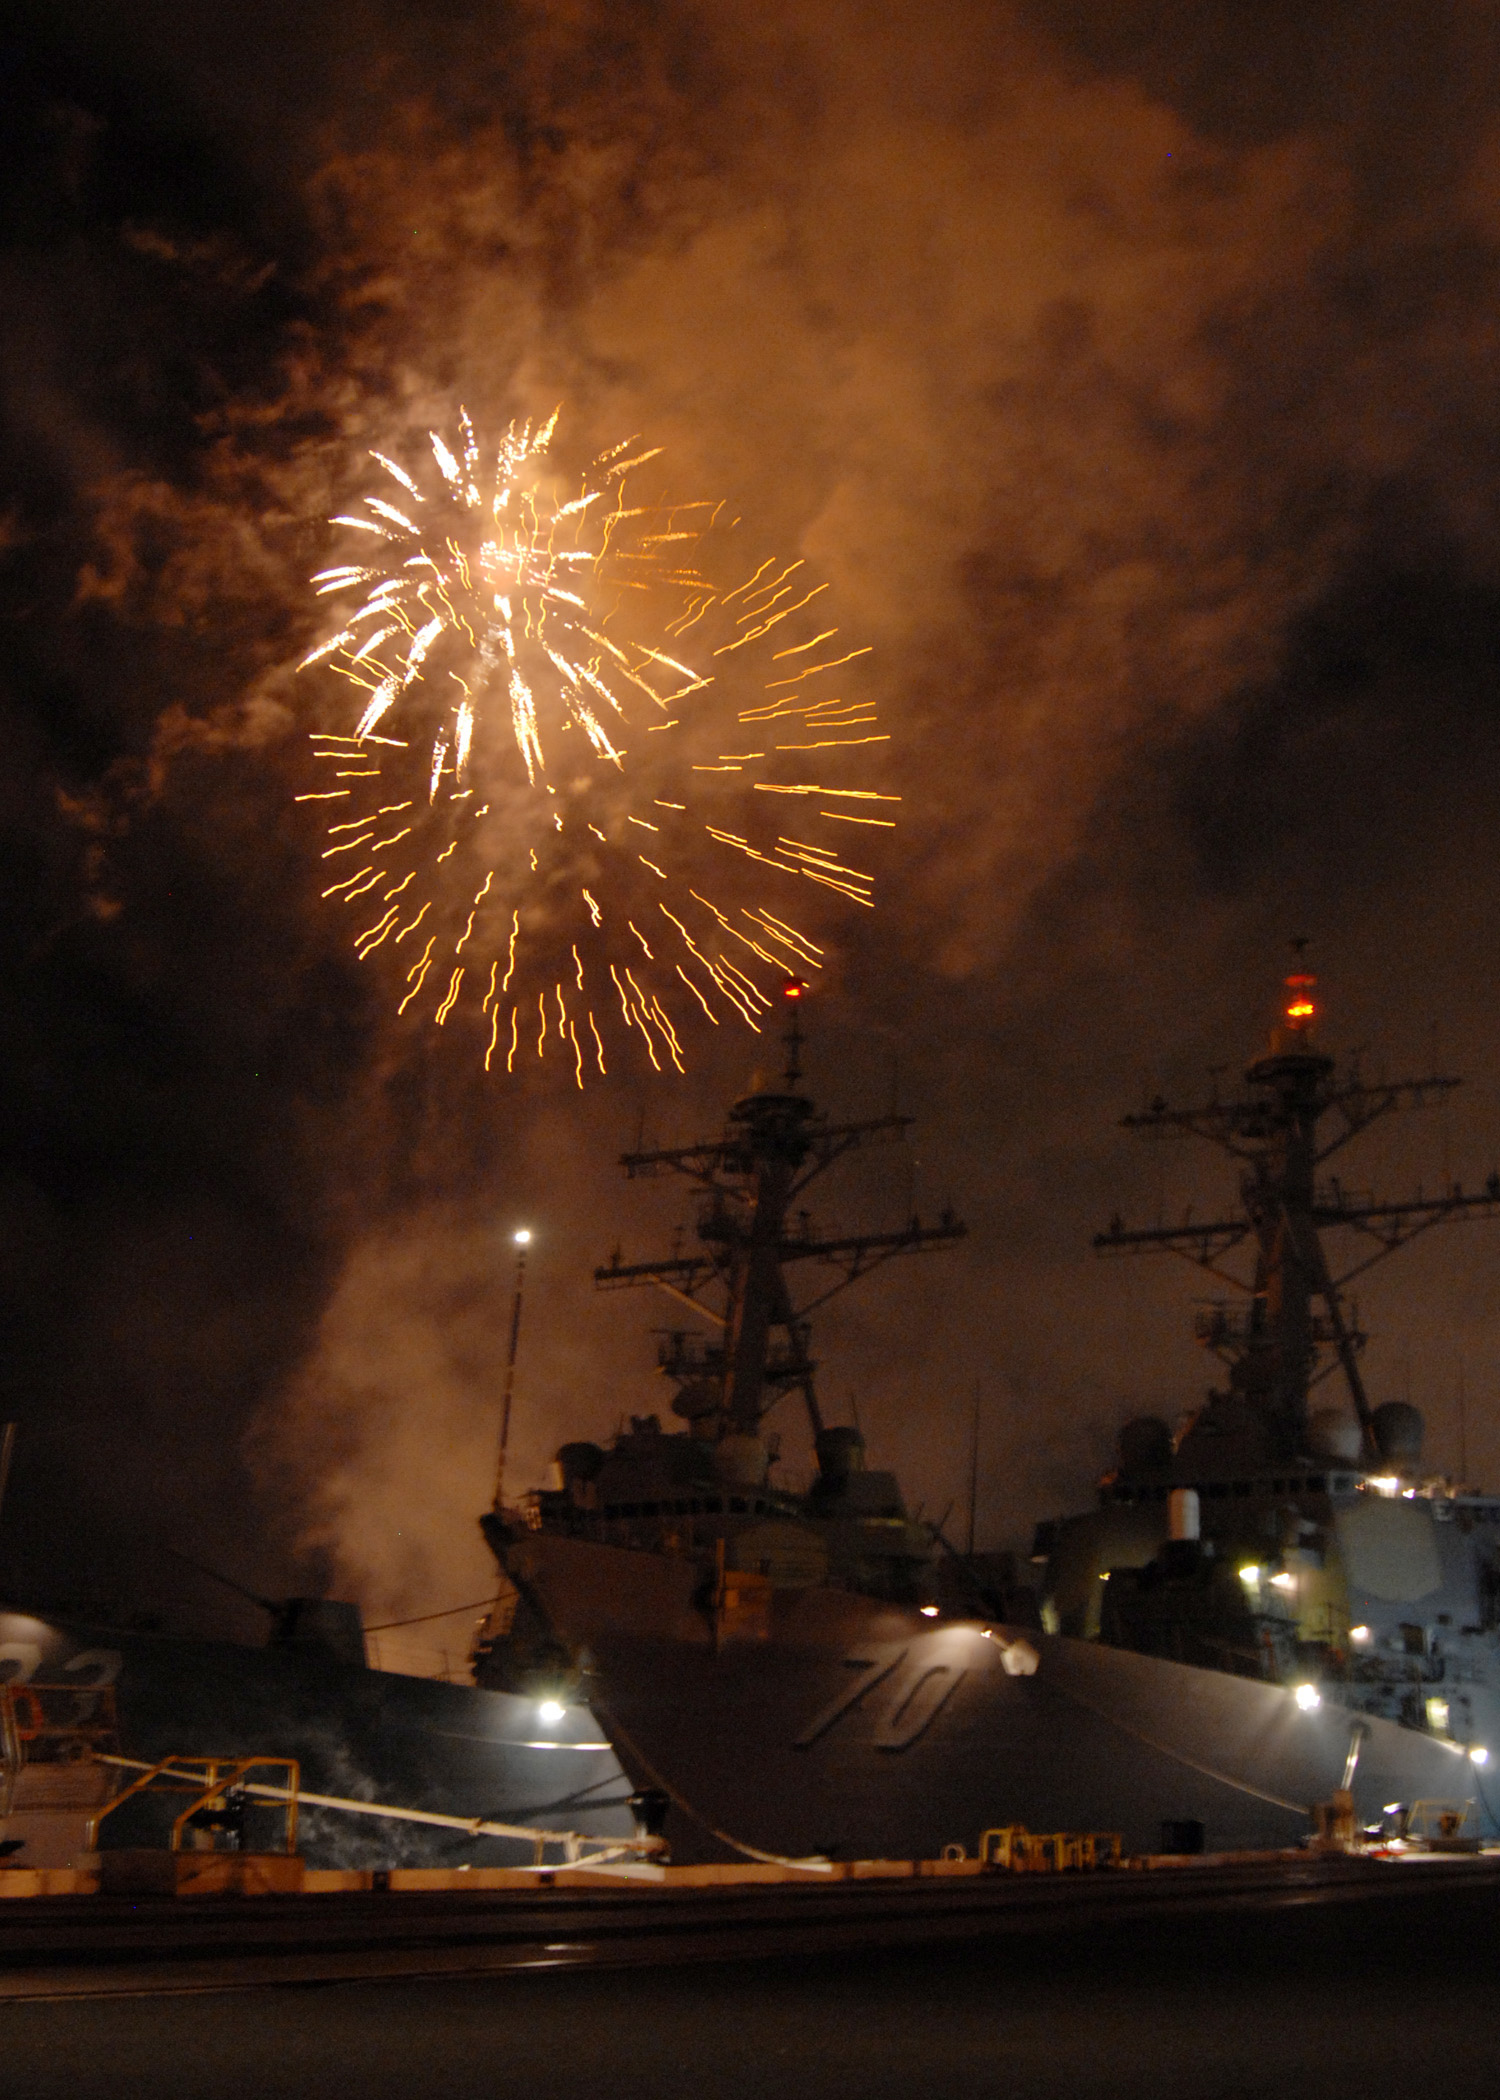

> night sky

[{"left": 5, "top": 1, "right": 1500, "bottom": 1651}]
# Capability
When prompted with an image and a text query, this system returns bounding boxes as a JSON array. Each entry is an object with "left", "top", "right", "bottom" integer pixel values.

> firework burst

[{"left": 297, "top": 409, "right": 893, "bottom": 1081}]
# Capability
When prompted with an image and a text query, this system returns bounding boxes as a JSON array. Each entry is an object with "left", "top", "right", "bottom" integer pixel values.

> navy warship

[
  {"left": 1033, "top": 957, "right": 1500, "bottom": 1837},
  {"left": 474, "top": 981, "right": 1490, "bottom": 1862},
  {"left": 0, "top": 1596, "right": 642, "bottom": 1869},
  {"left": 5, "top": 972, "right": 1493, "bottom": 1872}
]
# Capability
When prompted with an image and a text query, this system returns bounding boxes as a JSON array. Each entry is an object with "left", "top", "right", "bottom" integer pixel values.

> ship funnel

[
  {"left": 1117, "top": 1417, "right": 1173, "bottom": 1477},
  {"left": 715, "top": 1433, "right": 770, "bottom": 1487},
  {"left": 1371, "top": 1401, "right": 1424, "bottom": 1468},
  {"left": 1307, "top": 1409, "right": 1362, "bottom": 1464},
  {"left": 1168, "top": 1488, "right": 1200, "bottom": 1543},
  {"left": 815, "top": 1426, "right": 866, "bottom": 1483}
]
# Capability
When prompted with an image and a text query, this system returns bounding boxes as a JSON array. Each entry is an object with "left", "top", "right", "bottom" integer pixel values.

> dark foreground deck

[
  {"left": 1, "top": 1850, "right": 1497, "bottom": 2000},
  {"left": 8, "top": 1856, "right": 1500, "bottom": 2100}
]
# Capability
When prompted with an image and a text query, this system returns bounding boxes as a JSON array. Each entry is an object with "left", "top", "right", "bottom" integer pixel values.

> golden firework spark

[{"left": 296, "top": 409, "right": 893, "bottom": 1079}]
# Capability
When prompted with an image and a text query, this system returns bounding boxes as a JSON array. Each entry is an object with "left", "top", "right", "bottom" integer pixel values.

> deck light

[
  {"left": 1269, "top": 1571, "right": 1296, "bottom": 1591},
  {"left": 537, "top": 1699, "right": 566, "bottom": 1724},
  {"left": 1293, "top": 1683, "right": 1321, "bottom": 1712},
  {"left": 919, "top": 1604, "right": 940, "bottom": 1618},
  {"left": 1238, "top": 1564, "right": 1261, "bottom": 1585},
  {"left": 514, "top": 1228, "right": 532, "bottom": 1245},
  {"left": 1350, "top": 1625, "right": 1371, "bottom": 1643},
  {"left": 1470, "top": 1746, "right": 1490, "bottom": 1767}
]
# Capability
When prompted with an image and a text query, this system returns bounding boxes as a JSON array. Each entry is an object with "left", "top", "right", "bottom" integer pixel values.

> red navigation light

[
  {"left": 782, "top": 979, "right": 805, "bottom": 1001},
  {"left": 1284, "top": 972, "right": 1316, "bottom": 1029}
]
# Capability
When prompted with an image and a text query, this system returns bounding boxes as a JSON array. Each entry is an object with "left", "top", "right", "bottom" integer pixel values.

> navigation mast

[
  {"left": 595, "top": 981, "right": 966, "bottom": 1451},
  {"left": 1094, "top": 953, "right": 1500, "bottom": 1465}
]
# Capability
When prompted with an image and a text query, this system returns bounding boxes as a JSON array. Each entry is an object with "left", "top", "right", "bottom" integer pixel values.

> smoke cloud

[{"left": 5, "top": 1, "right": 1500, "bottom": 1634}]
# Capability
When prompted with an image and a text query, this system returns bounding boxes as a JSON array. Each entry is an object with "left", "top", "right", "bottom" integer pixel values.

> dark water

[{"left": 9, "top": 1884, "right": 1500, "bottom": 2100}]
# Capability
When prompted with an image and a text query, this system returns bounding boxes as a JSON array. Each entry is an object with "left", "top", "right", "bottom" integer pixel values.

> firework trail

[{"left": 297, "top": 409, "right": 893, "bottom": 1081}]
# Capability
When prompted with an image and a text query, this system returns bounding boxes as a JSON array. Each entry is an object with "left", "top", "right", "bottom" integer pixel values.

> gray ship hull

[
  {"left": 590, "top": 1618, "right": 1486, "bottom": 1860},
  {"left": 0, "top": 1604, "right": 636, "bottom": 1868},
  {"left": 6, "top": 1586, "right": 1476, "bottom": 1871},
  {"left": 504, "top": 1538, "right": 1480, "bottom": 1860}
]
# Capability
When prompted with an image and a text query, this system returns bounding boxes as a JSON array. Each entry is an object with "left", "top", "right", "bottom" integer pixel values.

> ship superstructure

[
  {"left": 478, "top": 983, "right": 967, "bottom": 1651},
  {"left": 470, "top": 978, "right": 1493, "bottom": 1865},
  {"left": 1038, "top": 959, "right": 1500, "bottom": 1793}
]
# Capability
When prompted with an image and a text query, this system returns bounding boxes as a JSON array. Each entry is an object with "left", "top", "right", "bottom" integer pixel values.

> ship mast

[
  {"left": 1094, "top": 952, "right": 1500, "bottom": 1463},
  {"left": 595, "top": 982, "right": 966, "bottom": 1445}
]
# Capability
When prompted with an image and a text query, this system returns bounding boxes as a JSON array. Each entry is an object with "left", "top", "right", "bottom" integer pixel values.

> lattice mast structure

[
  {"left": 1094, "top": 955, "right": 1500, "bottom": 1465},
  {"left": 595, "top": 983, "right": 966, "bottom": 1445}
]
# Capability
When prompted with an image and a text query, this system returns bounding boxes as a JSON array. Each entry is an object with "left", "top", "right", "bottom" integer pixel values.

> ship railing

[
  {"left": 94, "top": 1754, "right": 666, "bottom": 1869},
  {"left": 1349, "top": 1653, "right": 1447, "bottom": 1687},
  {"left": 980, "top": 1826, "right": 1122, "bottom": 1872},
  {"left": 0, "top": 1682, "right": 120, "bottom": 1765},
  {"left": 0, "top": 1693, "right": 14, "bottom": 1820},
  {"left": 87, "top": 1755, "right": 301, "bottom": 1856},
  {"left": 1401, "top": 1800, "right": 1475, "bottom": 1846},
  {"left": 0, "top": 1682, "right": 122, "bottom": 1819}
]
